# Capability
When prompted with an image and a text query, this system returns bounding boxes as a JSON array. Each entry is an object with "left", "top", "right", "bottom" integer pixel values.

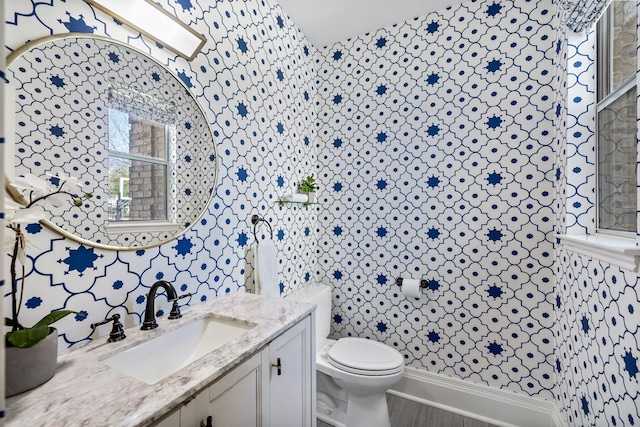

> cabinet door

[
  {"left": 152, "top": 408, "right": 181, "bottom": 427},
  {"left": 180, "top": 391, "right": 209, "bottom": 427},
  {"left": 267, "top": 315, "right": 313, "bottom": 427},
  {"left": 208, "top": 351, "right": 264, "bottom": 427},
  {"left": 153, "top": 391, "right": 207, "bottom": 427}
]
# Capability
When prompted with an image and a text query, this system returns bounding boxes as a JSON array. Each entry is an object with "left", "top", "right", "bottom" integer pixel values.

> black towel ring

[{"left": 251, "top": 214, "right": 273, "bottom": 240}]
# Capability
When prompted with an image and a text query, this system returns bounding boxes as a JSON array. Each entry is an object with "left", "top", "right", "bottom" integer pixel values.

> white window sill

[{"left": 557, "top": 234, "right": 640, "bottom": 272}]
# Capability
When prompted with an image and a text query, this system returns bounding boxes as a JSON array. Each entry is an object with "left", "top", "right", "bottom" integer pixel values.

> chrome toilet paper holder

[{"left": 395, "top": 277, "right": 429, "bottom": 288}]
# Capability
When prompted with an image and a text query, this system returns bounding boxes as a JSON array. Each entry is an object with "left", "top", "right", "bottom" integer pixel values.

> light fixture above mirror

[{"left": 83, "top": 0, "right": 207, "bottom": 61}]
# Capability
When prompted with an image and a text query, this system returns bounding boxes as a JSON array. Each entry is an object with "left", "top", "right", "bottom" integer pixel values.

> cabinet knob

[{"left": 271, "top": 357, "right": 282, "bottom": 376}]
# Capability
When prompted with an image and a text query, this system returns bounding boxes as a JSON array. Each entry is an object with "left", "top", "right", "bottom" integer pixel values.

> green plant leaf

[
  {"left": 32, "top": 310, "right": 76, "bottom": 328},
  {"left": 6, "top": 325, "right": 50, "bottom": 348},
  {"left": 6, "top": 310, "right": 74, "bottom": 348},
  {"left": 298, "top": 175, "right": 317, "bottom": 193}
]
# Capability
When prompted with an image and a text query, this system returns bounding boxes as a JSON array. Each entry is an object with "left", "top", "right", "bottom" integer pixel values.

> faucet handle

[
  {"left": 91, "top": 313, "right": 126, "bottom": 343},
  {"left": 169, "top": 292, "right": 193, "bottom": 303},
  {"left": 168, "top": 293, "right": 192, "bottom": 320}
]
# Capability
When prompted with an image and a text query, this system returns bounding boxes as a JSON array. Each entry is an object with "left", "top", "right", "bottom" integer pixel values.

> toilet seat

[{"left": 327, "top": 338, "right": 404, "bottom": 376}]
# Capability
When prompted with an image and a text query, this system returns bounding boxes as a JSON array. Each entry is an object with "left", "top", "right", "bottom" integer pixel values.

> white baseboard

[
  {"left": 551, "top": 406, "right": 569, "bottom": 427},
  {"left": 388, "top": 367, "right": 568, "bottom": 427}
]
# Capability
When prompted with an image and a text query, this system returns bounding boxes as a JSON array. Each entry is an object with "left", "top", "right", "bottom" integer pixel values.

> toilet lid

[{"left": 327, "top": 338, "right": 404, "bottom": 376}]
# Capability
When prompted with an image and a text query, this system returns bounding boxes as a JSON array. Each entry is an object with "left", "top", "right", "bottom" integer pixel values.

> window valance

[{"left": 560, "top": 0, "right": 612, "bottom": 32}]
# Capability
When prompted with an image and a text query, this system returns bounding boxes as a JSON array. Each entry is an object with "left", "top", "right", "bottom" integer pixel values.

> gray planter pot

[{"left": 6, "top": 327, "right": 58, "bottom": 397}]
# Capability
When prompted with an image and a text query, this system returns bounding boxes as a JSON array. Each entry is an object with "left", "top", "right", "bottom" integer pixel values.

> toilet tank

[{"left": 287, "top": 283, "right": 332, "bottom": 349}]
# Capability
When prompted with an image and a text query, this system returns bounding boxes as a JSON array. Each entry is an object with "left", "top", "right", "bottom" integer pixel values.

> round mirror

[{"left": 5, "top": 34, "right": 218, "bottom": 250}]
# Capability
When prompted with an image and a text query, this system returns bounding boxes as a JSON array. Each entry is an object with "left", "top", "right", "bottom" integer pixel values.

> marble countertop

[{"left": 6, "top": 293, "right": 315, "bottom": 427}]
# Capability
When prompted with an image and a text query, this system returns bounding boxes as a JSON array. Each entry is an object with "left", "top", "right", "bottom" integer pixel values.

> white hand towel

[
  {"left": 283, "top": 193, "right": 308, "bottom": 202},
  {"left": 255, "top": 239, "right": 280, "bottom": 297}
]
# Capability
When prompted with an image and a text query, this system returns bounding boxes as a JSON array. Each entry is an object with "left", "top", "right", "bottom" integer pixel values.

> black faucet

[{"left": 141, "top": 280, "right": 181, "bottom": 330}]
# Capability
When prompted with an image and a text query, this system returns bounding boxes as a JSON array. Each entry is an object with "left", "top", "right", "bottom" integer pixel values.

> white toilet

[{"left": 287, "top": 283, "right": 405, "bottom": 427}]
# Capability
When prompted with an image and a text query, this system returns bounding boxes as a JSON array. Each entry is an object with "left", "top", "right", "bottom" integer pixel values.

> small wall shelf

[{"left": 276, "top": 200, "right": 321, "bottom": 208}]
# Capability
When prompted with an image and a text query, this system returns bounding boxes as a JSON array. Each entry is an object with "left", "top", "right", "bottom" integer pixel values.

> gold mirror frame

[{"left": 5, "top": 33, "right": 219, "bottom": 251}]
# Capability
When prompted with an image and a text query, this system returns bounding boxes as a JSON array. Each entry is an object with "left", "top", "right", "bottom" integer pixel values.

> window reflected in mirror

[
  {"left": 7, "top": 35, "right": 219, "bottom": 249},
  {"left": 108, "top": 109, "right": 172, "bottom": 223}
]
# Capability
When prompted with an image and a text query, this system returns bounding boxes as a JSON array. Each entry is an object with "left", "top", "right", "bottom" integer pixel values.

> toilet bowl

[{"left": 286, "top": 283, "right": 405, "bottom": 427}]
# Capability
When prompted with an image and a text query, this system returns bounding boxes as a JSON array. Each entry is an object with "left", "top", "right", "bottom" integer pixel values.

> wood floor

[{"left": 317, "top": 393, "right": 499, "bottom": 427}]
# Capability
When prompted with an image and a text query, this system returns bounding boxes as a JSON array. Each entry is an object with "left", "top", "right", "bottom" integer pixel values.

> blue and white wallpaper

[
  {"left": 555, "top": 251, "right": 640, "bottom": 426},
  {"left": 3, "top": 0, "right": 319, "bottom": 345},
  {"left": 7, "top": 35, "right": 217, "bottom": 248},
  {"left": 316, "top": 0, "right": 558, "bottom": 400},
  {"left": 563, "top": 29, "right": 595, "bottom": 235},
  {"left": 4, "top": 0, "right": 640, "bottom": 425},
  {"left": 553, "top": 24, "right": 640, "bottom": 426}
]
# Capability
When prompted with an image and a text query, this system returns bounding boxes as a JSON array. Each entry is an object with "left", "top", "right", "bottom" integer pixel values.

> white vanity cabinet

[
  {"left": 208, "top": 351, "right": 263, "bottom": 426},
  {"left": 266, "top": 317, "right": 314, "bottom": 426},
  {"left": 154, "top": 314, "right": 314, "bottom": 427}
]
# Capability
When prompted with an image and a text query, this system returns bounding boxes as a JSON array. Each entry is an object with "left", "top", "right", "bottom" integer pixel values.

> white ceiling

[{"left": 276, "top": 0, "right": 467, "bottom": 48}]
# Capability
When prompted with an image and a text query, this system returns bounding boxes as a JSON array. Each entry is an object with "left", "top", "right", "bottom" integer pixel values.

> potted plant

[
  {"left": 4, "top": 172, "right": 91, "bottom": 396},
  {"left": 298, "top": 175, "right": 318, "bottom": 203}
]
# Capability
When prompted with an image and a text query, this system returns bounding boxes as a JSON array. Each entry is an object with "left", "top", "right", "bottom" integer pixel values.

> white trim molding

[
  {"left": 557, "top": 234, "right": 640, "bottom": 272},
  {"left": 104, "top": 221, "right": 183, "bottom": 235},
  {"left": 389, "top": 367, "right": 568, "bottom": 427}
]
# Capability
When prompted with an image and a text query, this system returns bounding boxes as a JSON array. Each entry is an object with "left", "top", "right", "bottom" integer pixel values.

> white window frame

[
  {"left": 558, "top": 1, "right": 640, "bottom": 271},
  {"left": 105, "top": 109, "right": 178, "bottom": 234},
  {"left": 595, "top": 2, "right": 637, "bottom": 238}
]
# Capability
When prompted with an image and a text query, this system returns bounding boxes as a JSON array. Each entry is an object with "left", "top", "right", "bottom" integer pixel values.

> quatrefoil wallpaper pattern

[
  {"left": 4, "top": 0, "right": 318, "bottom": 344},
  {"left": 555, "top": 29, "right": 640, "bottom": 427},
  {"left": 3, "top": 0, "right": 640, "bottom": 426},
  {"left": 8, "top": 36, "right": 216, "bottom": 247},
  {"left": 315, "top": 0, "right": 558, "bottom": 400}
]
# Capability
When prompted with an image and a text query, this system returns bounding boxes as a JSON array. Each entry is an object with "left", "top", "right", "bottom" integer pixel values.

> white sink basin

[{"left": 102, "top": 316, "right": 255, "bottom": 384}]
